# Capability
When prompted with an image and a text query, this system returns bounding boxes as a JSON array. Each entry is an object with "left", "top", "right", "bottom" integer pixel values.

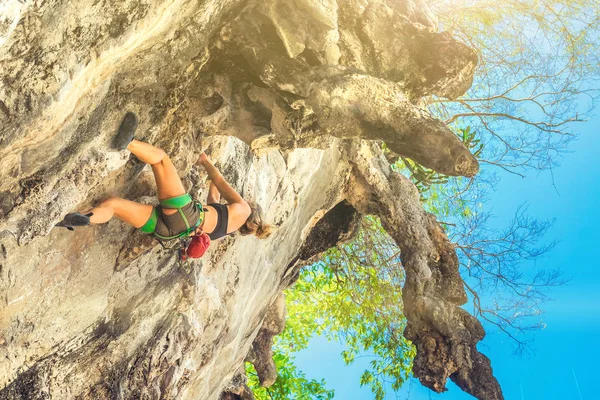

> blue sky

[{"left": 293, "top": 109, "right": 600, "bottom": 399}]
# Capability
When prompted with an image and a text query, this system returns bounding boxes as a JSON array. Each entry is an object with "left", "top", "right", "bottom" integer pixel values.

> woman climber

[{"left": 57, "top": 112, "right": 272, "bottom": 258}]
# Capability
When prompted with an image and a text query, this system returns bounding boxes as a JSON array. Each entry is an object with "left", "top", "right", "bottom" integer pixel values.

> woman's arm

[
  {"left": 197, "top": 153, "right": 245, "bottom": 205},
  {"left": 197, "top": 153, "right": 251, "bottom": 229},
  {"left": 206, "top": 181, "right": 221, "bottom": 204}
]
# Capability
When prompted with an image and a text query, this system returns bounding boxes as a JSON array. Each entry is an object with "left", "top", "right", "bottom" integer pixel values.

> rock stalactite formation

[
  {"left": 245, "top": 293, "right": 286, "bottom": 388},
  {"left": 1, "top": 0, "right": 502, "bottom": 399}
]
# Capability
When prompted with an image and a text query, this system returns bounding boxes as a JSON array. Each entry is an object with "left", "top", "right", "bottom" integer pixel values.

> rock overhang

[{"left": 0, "top": 0, "right": 501, "bottom": 399}]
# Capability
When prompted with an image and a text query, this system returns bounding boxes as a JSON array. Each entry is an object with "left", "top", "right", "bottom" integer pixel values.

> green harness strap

[
  {"left": 140, "top": 208, "right": 159, "bottom": 234},
  {"left": 160, "top": 194, "right": 193, "bottom": 209},
  {"left": 140, "top": 194, "right": 204, "bottom": 241}
]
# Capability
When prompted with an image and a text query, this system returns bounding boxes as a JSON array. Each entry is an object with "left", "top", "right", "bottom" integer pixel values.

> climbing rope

[{"left": 156, "top": 236, "right": 193, "bottom": 270}]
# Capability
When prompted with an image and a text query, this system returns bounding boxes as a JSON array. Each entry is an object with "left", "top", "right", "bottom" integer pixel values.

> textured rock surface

[
  {"left": 245, "top": 293, "right": 286, "bottom": 388},
  {"left": 0, "top": 0, "right": 501, "bottom": 399}
]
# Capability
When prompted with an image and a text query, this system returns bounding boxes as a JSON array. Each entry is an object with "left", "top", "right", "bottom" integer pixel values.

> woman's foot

[
  {"left": 112, "top": 112, "right": 138, "bottom": 150},
  {"left": 56, "top": 212, "right": 93, "bottom": 231}
]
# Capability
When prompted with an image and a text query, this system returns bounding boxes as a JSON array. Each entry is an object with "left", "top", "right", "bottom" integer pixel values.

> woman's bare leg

[
  {"left": 126, "top": 140, "right": 167, "bottom": 165},
  {"left": 85, "top": 197, "right": 153, "bottom": 228},
  {"left": 126, "top": 140, "right": 186, "bottom": 214}
]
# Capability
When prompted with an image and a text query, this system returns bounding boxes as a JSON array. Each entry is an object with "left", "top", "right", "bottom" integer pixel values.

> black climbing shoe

[
  {"left": 112, "top": 112, "right": 138, "bottom": 150},
  {"left": 56, "top": 212, "right": 93, "bottom": 231}
]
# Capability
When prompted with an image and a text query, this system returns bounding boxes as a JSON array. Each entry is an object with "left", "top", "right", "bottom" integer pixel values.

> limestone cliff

[{"left": 0, "top": 0, "right": 501, "bottom": 399}]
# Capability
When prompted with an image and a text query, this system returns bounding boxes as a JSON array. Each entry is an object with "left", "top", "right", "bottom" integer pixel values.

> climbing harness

[
  {"left": 144, "top": 194, "right": 210, "bottom": 262},
  {"left": 153, "top": 235, "right": 194, "bottom": 272},
  {"left": 140, "top": 194, "right": 204, "bottom": 240}
]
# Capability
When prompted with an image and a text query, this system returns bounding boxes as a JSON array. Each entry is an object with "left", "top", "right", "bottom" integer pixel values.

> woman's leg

[
  {"left": 126, "top": 140, "right": 186, "bottom": 212},
  {"left": 85, "top": 197, "right": 153, "bottom": 228}
]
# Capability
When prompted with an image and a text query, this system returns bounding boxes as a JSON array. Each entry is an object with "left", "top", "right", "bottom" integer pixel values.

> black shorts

[{"left": 140, "top": 194, "right": 201, "bottom": 239}]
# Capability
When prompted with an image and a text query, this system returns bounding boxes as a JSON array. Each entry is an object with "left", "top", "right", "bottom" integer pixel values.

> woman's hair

[{"left": 239, "top": 200, "right": 273, "bottom": 239}]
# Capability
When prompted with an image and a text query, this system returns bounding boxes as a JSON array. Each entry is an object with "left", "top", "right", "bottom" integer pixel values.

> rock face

[{"left": 0, "top": 0, "right": 500, "bottom": 399}]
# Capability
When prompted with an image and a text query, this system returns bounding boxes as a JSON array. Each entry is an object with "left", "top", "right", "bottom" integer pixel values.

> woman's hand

[{"left": 196, "top": 152, "right": 208, "bottom": 166}]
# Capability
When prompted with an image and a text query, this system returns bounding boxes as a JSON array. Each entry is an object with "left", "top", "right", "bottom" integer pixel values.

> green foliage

[
  {"left": 393, "top": 157, "right": 449, "bottom": 193},
  {"left": 248, "top": 216, "right": 416, "bottom": 400},
  {"left": 384, "top": 126, "right": 482, "bottom": 221},
  {"left": 245, "top": 0, "right": 599, "bottom": 391},
  {"left": 246, "top": 355, "right": 334, "bottom": 400},
  {"left": 385, "top": 126, "right": 481, "bottom": 192},
  {"left": 459, "top": 126, "right": 485, "bottom": 158}
]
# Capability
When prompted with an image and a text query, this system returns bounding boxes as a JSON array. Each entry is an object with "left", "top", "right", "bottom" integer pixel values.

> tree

[
  {"left": 425, "top": 0, "right": 600, "bottom": 175},
  {"left": 394, "top": 153, "right": 566, "bottom": 355},
  {"left": 452, "top": 203, "right": 566, "bottom": 354},
  {"left": 248, "top": 216, "right": 415, "bottom": 400},
  {"left": 246, "top": 354, "right": 334, "bottom": 400},
  {"left": 248, "top": 0, "right": 600, "bottom": 395},
  {"left": 406, "top": 0, "right": 600, "bottom": 352}
]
